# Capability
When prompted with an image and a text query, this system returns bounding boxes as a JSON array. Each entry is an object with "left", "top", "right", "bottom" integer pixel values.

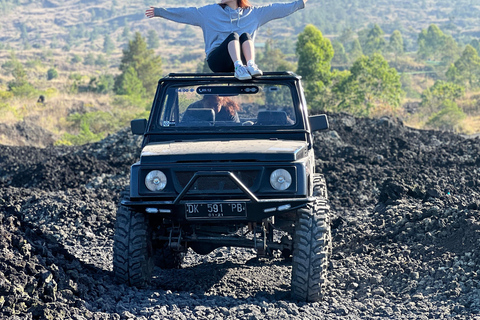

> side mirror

[
  {"left": 309, "top": 114, "right": 329, "bottom": 131},
  {"left": 131, "top": 119, "right": 147, "bottom": 135}
]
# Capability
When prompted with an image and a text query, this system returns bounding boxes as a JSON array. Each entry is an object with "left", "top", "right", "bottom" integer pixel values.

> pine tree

[
  {"left": 114, "top": 32, "right": 162, "bottom": 96},
  {"left": 147, "top": 30, "right": 160, "bottom": 49},
  {"left": 103, "top": 35, "right": 115, "bottom": 55}
]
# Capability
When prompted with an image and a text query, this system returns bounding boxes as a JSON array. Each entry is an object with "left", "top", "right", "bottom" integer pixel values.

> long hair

[
  {"left": 202, "top": 95, "right": 240, "bottom": 116},
  {"left": 220, "top": 97, "right": 240, "bottom": 116},
  {"left": 219, "top": 0, "right": 252, "bottom": 9}
]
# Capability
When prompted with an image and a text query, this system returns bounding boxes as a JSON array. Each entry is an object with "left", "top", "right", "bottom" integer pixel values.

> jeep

[{"left": 113, "top": 72, "right": 331, "bottom": 302}]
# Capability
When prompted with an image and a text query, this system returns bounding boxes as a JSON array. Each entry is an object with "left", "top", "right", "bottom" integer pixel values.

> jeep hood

[{"left": 140, "top": 139, "right": 308, "bottom": 162}]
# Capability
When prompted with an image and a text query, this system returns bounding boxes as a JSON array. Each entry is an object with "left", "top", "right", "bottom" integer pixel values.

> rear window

[{"left": 157, "top": 83, "right": 297, "bottom": 128}]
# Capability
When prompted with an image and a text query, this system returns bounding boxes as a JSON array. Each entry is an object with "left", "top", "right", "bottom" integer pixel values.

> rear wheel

[
  {"left": 113, "top": 192, "right": 154, "bottom": 287},
  {"left": 291, "top": 174, "right": 331, "bottom": 302}
]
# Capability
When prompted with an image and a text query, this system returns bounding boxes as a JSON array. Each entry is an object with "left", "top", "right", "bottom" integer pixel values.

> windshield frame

[{"left": 147, "top": 79, "right": 307, "bottom": 133}]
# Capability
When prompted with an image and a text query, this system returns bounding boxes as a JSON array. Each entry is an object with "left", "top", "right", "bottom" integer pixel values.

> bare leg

[
  {"left": 228, "top": 40, "right": 242, "bottom": 63},
  {"left": 242, "top": 40, "right": 255, "bottom": 62}
]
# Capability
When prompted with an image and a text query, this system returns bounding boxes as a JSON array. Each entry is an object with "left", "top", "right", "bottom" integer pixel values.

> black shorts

[{"left": 207, "top": 32, "right": 252, "bottom": 73}]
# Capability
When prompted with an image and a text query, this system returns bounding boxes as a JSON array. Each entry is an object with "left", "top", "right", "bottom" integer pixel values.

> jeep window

[{"left": 158, "top": 83, "right": 297, "bottom": 128}]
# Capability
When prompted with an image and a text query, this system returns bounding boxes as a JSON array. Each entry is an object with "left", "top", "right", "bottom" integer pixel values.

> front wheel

[
  {"left": 290, "top": 197, "right": 331, "bottom": 302},
  {"left": 113, "top": 192, "right": 154, "bottom": 287}
]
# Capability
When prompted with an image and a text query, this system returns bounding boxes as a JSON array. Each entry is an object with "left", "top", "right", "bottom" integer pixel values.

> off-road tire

[
  {"left": 291, "top": 174, "right": 331, "bottom": 302},
  {"left": 154, "top": 243, "right": 185, "bottom": 269},
  {"left": 113, "top": 192, "right": 154, "bottom": 287}
]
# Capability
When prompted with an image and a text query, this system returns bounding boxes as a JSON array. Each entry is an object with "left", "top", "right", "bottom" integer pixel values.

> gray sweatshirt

[{"left": 153, "top": 0, "right": 305, "bottom": 57}]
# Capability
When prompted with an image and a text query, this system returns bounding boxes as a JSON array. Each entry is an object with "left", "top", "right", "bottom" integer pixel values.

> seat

[
  {"left": 256, "top": 110, "right": 289, "bottom": 125},
  {"left": 181, "top": 108, "right": 215, "bottom": 123}
]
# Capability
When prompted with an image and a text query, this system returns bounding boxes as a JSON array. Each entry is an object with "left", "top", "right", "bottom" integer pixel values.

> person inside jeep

[{"left": 186, "top": 95, "right": 240, "bottom": 122}]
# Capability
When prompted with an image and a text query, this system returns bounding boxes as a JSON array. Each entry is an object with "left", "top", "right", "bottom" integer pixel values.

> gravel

[{"left": 0, "top": 113, "right": 479, "bottom": 319}]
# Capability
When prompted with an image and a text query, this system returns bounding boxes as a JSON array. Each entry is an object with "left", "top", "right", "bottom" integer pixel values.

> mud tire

[
  {"left": 113, "top": 191, "right": 154, "bottom": 287},
  {"left": 291, "top": 174, "right": 331, "bottom": 302}
]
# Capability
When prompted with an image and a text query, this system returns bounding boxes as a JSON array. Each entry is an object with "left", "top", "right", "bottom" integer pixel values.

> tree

[
  {"left": 147, "top": 30, "right": 160, "bottom": 49},
  {"left": 363, "top": 24, "right": 386, "bottom": 56},
  {"left": 114, "top": 32, "right": 162, "bottom": 96},
  {"left": 417, "top": 24, "right": 459, "bottom": 63},
  {"left": 420, "top": 80, "right": 464, "bottom": 116},
  {"left": 446, "top": 45, "right": 480, "bottom": 88},
  {"left": 122, "top": 19, "right": 130, "bottom": 40},
  {"left": 333, "top": 53, "right": 404, "bottom": 116},
  {"left": 417, "top": 24, "right": 445, "bottom": 60},
  {"left": 470, "top": 39, "right": 480, "bottom": 55},
  {"left": 296, "top": 24, "right": 334, "bottom": 109},
  {"left": 331, "top": 41, "right": 348, "bottom": 65},
  {"left": 103, "top": 34, "right": 115, "bottom": 55},
  {"left": 84, "top": 53, "right": 96, "bottom": 66},
  {"left": 257, "top": 39, "right": 295, "bottom": 72},
  {"left": 338, "top": 28, "right": 355, "bottom": 52},
  {"left": 296, "top": 24, "right": 333, "bottom": 83},
  {"left": 426, "top": 99, "right": 466, "bottom": 131},
  {"left": 349, "top": 39, "right": 363, "bottom": 62},
  {"left": 115, "top": 66, "right": 146, "bottom": 98},
  {"left": 5, "top": 54, "right": 36, "bottom": 97},
  {"left": 388, "top": 30, "right": 404, "bottom": 58}
]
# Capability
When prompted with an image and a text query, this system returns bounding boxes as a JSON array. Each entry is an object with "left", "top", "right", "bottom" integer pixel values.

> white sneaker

[
  {"left": 247, "top": 62, "right": 263, "bottom": 77},
  {"left": 235, "top": 65, "right": 252, "bottom": 80}
]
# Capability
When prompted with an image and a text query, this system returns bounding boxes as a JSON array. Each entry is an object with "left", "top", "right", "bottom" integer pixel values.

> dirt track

[{"left": 1, "top": 113, "right": 480, "bottom": 319}]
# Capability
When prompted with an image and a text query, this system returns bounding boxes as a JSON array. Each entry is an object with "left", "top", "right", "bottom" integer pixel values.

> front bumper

[{"left": 124, "top": 171, "right": 313, "bottom": 222}]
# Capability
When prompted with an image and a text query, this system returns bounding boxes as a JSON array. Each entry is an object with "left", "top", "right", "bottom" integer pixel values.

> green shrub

[
  {"left": 426, "top": 99, "right": 466, "bottom": 131},
  {"left": 0, "top": 90, "right": 14, "bottom": 100},
  {"left": 9, "top": 82, "right": 37, "bottom": 98},
  {"left": 47, "top": 68, "right": 58, "bottom": 80},
  {"left": 58, "top": 110, "right": 124, "bottom": 145},
  {"left": 71, "top": 54, "right": 83, "bottom": 64}
]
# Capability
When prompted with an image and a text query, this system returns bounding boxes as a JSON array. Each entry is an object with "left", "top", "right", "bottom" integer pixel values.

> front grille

[{"left": 175, "top": 170, "right": 258, "bottom": 192}]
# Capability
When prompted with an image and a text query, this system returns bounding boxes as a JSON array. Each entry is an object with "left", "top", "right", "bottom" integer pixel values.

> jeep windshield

[{"left": 156, "top": 82, "right": 299, "bottom": 130}]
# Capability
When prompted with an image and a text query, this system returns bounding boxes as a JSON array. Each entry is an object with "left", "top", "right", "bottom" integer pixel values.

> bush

[
  {"left": 9, "top": 82, "right": 37, "bottom": 98},
  {"left": 47, "top": 68, "right": 58, "bottom": 80},
  {"left": 88, "top": 74, "right": 114, "bottom": 93},
  {"left": 0, "top": 90, "right": 14, "bottom": 100},
  {"left": 58, "top": 111, "right": 119, "bottom": 145},
  {"left": 426, "top": 99, "right": 466, "bottom": 131},
  {"left": 71, "top": 54, "right": 83, "bottom": 64}
]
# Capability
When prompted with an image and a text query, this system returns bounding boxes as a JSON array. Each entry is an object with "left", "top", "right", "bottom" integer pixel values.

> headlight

[
  {"left": 145, "top": 170, "right": 167, "bottom": 191},
  {"left": 270, "top": 169, "right": 292, "bottom": 191}
]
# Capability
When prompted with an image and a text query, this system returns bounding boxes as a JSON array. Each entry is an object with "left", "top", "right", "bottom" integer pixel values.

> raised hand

[{"left": 145, "top": 7, "right": 155, "bottom": 18}]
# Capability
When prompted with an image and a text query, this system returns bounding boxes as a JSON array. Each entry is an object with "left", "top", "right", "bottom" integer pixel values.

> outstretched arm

[
  {"left": 144, "top": 6, "right": 203, "bottom": 26},
  {"left": 256, "top": 0, "right": 306, "bottom": 27}
]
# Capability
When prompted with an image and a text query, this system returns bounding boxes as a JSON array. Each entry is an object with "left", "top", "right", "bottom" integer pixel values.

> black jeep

[{"left": 113, "top": 72, "right": 331, "bottom": 302}]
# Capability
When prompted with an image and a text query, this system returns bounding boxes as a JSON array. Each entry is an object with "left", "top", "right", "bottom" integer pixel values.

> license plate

[{"left": 185, "top": 202, "right": 247, "bottom": 219}]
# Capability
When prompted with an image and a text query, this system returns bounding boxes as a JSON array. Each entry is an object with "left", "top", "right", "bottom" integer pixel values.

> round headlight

[
  {"left": 145, "top": 170, "right": 167, "bottom": 191},
  {"left": 270, "top": 169, "right": 292, "bottom": 191}
]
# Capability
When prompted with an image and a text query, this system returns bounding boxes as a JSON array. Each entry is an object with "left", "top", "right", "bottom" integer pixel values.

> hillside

[
  {"left": 0, "top": 113, "right": 479, "bottom": 318},
  {"left": 1, "top": 0, "right": 480, "bottom": 58},
  {"left": 1, "top": 0, "right": 480, "bottom": 147}
]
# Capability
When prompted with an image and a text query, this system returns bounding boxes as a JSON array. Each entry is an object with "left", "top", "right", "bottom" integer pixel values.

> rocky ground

[{"left": 1, "top": 113, "right": 479, "bottom": 319}]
